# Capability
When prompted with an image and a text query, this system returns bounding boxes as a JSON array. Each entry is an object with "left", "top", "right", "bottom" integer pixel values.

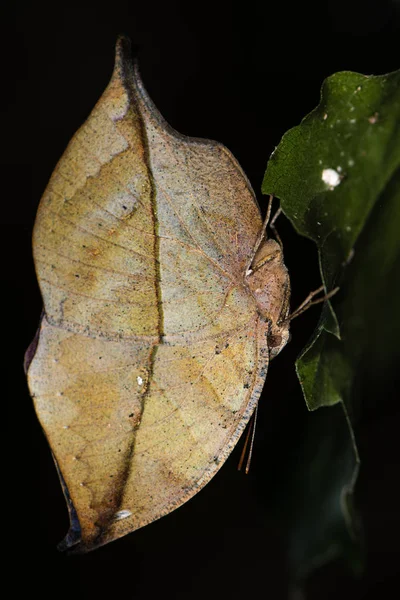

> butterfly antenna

[
  {"left": 238, "top": 403, "right": 259, "bottom": 474},
  {"left": 269, "top": 207, "right": 283, "bottom": 248},
  {"left": 245, "top": 195, "right": 274, "bottom": 276},
  {"left": 264, "top": 194, "right": 274, "bottom": 232}
]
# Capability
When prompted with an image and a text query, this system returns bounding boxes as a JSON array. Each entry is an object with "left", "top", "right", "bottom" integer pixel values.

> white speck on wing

[{"left": 114, "top": 509, "right": 132, "bottom": 521}]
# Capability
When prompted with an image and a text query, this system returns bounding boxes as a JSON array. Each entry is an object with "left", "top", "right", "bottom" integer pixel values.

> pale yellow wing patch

[
  {"left": 27, "top": 318, "right": 154, "bottom": 544},
  {"left": 33, "top": 52, "right": 158, "bottom": 339}
]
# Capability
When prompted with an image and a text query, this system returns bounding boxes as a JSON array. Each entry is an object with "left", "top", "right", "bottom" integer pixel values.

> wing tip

[
  {"left": 115, "top": 34, "right": 132, "bottom": 68},
  {"left": 113, "top": 34, "right": 147, "bottom": 102},
  {"left": 114, "top": 34, "right": 142, "bottom": 82},
  {"left": 52, "top": 453, "right": 83, "bottom": 553}
]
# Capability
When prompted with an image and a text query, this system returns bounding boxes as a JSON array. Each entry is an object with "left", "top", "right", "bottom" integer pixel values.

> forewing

[{"left": 133, "top": 60, "right": 263, "bottom": 338}]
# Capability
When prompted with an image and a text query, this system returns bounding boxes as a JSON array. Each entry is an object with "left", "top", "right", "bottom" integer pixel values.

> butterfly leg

[
  {"left": 284, "top": 285, "right": 339, "bottom": 323},
  {"left": 237, "top": 402, "right": 259, "bottom": 475}
]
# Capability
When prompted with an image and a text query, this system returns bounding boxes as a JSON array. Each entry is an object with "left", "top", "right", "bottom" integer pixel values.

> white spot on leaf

[
  {"left": 369, "top": 112, "right": 379, "bottom": 124},
  {"left": 137, "top": 376, "right": 143, "bottom": 386},
  {"left": 322, "top": 168, "right": 341, "bottom": 189}
]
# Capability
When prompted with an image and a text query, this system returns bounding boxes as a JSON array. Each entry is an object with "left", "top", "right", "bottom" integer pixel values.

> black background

[{"left": 5, "top": 1, "right": 399, "bottom": 599}]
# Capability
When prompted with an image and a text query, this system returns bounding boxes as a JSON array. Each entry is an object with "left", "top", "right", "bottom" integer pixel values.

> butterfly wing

[{"left": 26, "top": 38, "right": 270, "bottom": 551}]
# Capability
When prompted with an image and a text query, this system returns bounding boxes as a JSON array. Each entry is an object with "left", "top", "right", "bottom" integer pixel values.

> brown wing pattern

[{"left": 26, "top": 37, "right": 269, "bottom": 551}]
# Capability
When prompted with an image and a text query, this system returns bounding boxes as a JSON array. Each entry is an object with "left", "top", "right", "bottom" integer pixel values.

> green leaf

[{"left": 262, "top": 70, "right": 400, "bottom": 580}]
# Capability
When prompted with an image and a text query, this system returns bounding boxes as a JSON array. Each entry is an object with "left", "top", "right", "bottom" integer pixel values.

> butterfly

[{"left": 25, "top": 36, "right": 292, "bottom": 552}]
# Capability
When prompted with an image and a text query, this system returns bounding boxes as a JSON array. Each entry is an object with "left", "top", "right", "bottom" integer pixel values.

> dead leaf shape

[{"left": 25, "top": 37, "right": 291, "bottom": 552}]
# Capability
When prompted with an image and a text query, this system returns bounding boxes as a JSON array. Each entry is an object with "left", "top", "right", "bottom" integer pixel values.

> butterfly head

[{"left": 245, "top": 238, "right": 291, "bottom": 358}]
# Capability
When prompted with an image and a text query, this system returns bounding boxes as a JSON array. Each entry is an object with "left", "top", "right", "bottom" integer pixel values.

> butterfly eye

[{"left": 269, "top": 334, "right": 283, "bottom": 348}]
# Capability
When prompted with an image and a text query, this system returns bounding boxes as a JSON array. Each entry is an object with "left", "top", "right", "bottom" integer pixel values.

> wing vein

[
  {"left": 37, "top": 245, "right": 154, "bottom": 282},
  {"left": 38, "top": 273, "right": 157, "bottom": 307},
  {"left": 158, "top": 184, "right": 236, "bottom": 284},
  {"left": 46, "top": 207, "right": 153, "bottom": 261}
]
